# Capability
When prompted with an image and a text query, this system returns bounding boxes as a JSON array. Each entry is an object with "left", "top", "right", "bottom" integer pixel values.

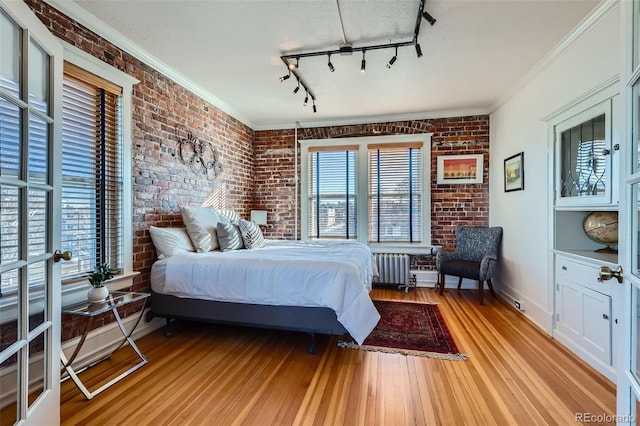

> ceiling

[{"left": 51, "top": 0, "right": 601, "bottom": 130}]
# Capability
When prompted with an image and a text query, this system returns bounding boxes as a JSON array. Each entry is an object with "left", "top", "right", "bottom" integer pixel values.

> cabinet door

[
  {"left": 554, "top": 99, "right": 613, "bottom": 207},
  {"left": 582, "top": 288, "right": 612, "bottom": 365},
  {"left": 557, "top": 279, "right": 612, "bottom": 365}
]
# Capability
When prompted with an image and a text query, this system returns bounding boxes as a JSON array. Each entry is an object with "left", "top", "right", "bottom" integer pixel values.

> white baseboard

[
  {"left": 410, "top": 270, "right": 488, "bottom": 290},
  {"left": 498, "top": 287, "right": 553, "bottom": 335}
]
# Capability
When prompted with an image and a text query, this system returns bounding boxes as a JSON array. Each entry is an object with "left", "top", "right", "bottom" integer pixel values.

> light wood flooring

[{"left": 60, "top": 287, "right": 616, "bottom": 425}]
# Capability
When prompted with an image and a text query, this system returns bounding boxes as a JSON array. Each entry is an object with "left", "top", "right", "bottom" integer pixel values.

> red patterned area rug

[{"left": 338, "top": 300, "right": 468, "bottom": 360}]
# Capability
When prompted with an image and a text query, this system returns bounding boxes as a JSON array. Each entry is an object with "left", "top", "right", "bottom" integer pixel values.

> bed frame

[{"left": 145, "top": 292, "right": 348, "bottom": 354}]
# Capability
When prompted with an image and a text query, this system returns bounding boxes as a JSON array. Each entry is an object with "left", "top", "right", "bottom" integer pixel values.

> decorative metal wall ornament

[{"left": 175, "top": 124, "right": 223, "bottom": 180}]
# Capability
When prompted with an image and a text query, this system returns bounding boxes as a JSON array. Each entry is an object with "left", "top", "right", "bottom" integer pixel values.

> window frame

[
  {"left": 300, "top": 133, "right": 433, "bottom": 254},
  {"left": 60, "top": 43, "right": 137, "bottom": 294}
]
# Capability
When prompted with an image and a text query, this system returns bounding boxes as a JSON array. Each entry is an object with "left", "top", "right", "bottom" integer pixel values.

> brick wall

[{"left": 254, "top": 117, "right": 490, "bottom": 270}]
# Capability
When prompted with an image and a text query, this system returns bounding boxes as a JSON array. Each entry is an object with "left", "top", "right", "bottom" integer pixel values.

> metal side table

[{"left": 61, "top": 291, "right": 150, "bottom": 399}]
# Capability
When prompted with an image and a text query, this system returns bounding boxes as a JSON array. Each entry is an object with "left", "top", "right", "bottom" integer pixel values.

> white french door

[
  {"left": 619, "top": 0, "right": 640, "bottom": 424},
  {"left": 0, "top": 1, "right": 63, "bottom": 424}
]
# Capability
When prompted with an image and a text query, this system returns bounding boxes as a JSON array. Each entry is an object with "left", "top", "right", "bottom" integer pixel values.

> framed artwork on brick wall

[
  {"left": 436, "top": 154, "right": 483, "bottom": 184},
  {"left": 504, "top": 152, "right": 524, "bottom": 192}
]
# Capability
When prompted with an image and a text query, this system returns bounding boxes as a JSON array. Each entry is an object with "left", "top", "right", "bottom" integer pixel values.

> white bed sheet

[{"left": 151, "top": 240, "right": 380, "bottom": 345}]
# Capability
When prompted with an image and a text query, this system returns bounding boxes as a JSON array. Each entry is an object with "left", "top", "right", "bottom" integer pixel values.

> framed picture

[
  {"left": 504, "top": 152, "right": 524, "bottom": 192},
  {"left": 436, "top": 154, "right": 483, "bottom": 184}
]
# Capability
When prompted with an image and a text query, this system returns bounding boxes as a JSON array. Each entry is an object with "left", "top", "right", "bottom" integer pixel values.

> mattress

[{"left": 150, "top": 240, "right": 380, "bottom": 344}]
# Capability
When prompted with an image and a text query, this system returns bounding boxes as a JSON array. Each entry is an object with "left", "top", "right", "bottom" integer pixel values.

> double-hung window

[
  {"left": 301, "top": 134, "right": 432, "bottom": 253},
  {"left": 307, "top": 146, "right": 358, "bottom": 239},
  {"left": 369, "top": 143, "right": 422, "bottom": 243},
  {"left": 61, "top": 62, "right": 123, "bottom": 280}
]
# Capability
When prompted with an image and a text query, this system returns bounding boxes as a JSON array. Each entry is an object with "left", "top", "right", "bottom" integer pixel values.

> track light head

[
  {"left": 386, "top": 47, "right": 398, "bottom": 69},
  {"left": 293, "top": 85, "right": 299, "bottom": 95},
  {"left": 386, "top": 56, "right": 397, "bottom": 69},
  {"left": 312, "top": 99, "right": 317, "bottom": 113},
  {"left": 422, "top": 11, "right": 437, "bottom": 26},
  {"left": 288, "top": 57, "right": 299, "bottom": 70},
  {"left": 327, "top": 54, "right": 335, "bottom": 72},
  {"left": 279, "top": 72, "right": 290, "bottom": 82},
  {"left": 303, "top": 92, "right": 309, "bottom": 106},
  {"left": 415, "top": 43, "right": 423, "bottom": 58},
  {"left": 361, "top": 50, "right": 366, "bottom": 73}
]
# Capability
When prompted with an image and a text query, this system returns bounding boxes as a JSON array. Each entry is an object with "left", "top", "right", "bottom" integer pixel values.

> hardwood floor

[{"left": 60, "top": 288, "right": 616, "bottom": 425}]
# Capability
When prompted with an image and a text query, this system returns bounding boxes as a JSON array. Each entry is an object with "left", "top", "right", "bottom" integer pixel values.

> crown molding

[
  {"left": 253, "top": 107, "right": 491, "bottom": 131},
  {"left": 43, "top": 0, "right": 256, "bottom": 129},
  {"left": 490, "top": 0, "right": 620, "bottom": 113}
]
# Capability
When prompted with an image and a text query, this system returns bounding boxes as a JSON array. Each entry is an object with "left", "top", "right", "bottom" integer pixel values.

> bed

[{"left": 147, "top": 239, "right": 380, "bottom": 353}]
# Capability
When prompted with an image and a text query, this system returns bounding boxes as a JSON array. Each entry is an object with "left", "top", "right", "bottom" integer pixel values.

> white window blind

[
  {"left": 61, "top": 63, "right": 123, "bottom": 280},
  {"left": 308, "top": 147, "right": 358, "bottom": 239},
  {"left": 368, "top": 144, "right": 422, "bottom": 243}
]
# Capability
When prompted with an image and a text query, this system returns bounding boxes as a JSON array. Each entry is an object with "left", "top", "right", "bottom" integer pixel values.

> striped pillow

[
  {"left": 237, "top": 219, "right": 265, "bottom": 249},
  {"left": 216, "top": 221, "right": 244, "bottom": 251}
]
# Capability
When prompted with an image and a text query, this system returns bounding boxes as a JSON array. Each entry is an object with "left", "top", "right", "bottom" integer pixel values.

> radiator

[{"left": 372, "top": 253, "right": 410, "bottom": 289}]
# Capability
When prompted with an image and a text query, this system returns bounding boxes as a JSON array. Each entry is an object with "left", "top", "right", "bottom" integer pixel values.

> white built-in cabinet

[{"left": 548, "top": 81, "right": 620, "bottom": 382}]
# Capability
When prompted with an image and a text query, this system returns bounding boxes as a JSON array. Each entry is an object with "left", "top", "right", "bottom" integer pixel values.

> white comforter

[{"left": 157, "top": 240, "right": 380, "bottom": 345}]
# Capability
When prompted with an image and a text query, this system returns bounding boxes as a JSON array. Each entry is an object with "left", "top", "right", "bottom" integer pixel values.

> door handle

[
  {"left": 54, "top": 250, "right": 72, "bottom": 262},
  {"left": 599, "top": 265, "right": 623, "bottom": 284}
]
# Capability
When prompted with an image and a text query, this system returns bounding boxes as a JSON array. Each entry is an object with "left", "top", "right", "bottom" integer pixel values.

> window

[
  {"left": 308, "top": 147, "right": 358, "bottom": 239},
  {"left": 61, "top": 62, "right": 123, "bottom": 281},
  {"left": 301, "top": 134, "right": 432, "bottom": 253},
  {"left": 369, "top": 144, "right": 422, "bottom": 243}
]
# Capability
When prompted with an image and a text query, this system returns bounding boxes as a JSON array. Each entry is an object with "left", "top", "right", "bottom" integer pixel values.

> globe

[{"left": 582, "top": 211, "right": 618, "bottom": 253}]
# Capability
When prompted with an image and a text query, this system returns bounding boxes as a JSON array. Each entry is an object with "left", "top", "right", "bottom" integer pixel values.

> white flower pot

[{"left": 88, "top": 286, "right": 109, "bottom": 303}]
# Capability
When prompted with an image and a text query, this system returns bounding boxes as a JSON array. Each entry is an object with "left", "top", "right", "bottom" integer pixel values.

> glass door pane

[
  {"left": 0, "top": 10, "right": 21, "bottom": 97},
  {"left": 28, "top": 39, "right": 49, "bottom": 115}
]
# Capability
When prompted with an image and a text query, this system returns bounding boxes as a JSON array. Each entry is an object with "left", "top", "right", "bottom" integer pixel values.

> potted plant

[{"left": 87, "top": 262, "right": 114, "bottom": 303}]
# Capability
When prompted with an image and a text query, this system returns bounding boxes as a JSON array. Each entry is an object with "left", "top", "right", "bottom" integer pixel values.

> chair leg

[
  {"left": 439, "top": 273, "right": 445, "bottom": 295},
  {"left": 457, "top": 277, "right": 463, "bottom": 289},
  {"left": 487, "top": 279, "right": 496, "bottom": 297},
  {"left": 478, "top": 280, "right": 484, "bottom": 305}
]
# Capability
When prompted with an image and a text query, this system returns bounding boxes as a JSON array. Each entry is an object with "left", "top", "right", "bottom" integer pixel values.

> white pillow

[
  {"left": 180, "top": 206, "right": 221, "bottom": 252},
  {"left": 149, "top": 227, "right": 195, "bottom": 258},
  {"left": 237, "top": 219, "right": 266, "bottom": 249}
]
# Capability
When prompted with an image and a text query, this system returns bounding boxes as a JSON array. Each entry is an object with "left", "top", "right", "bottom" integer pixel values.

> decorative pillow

[
  {"left": 180, "top": 206, "right": 221, "bottom": 252},
  {"left": 149, "top": 227, "right": 195, "bottom": 258},
  {"left": 237, "top": 219, "right": 266, "bottom": 249},
  {"left": 216, "top": 221, "right": 244, "bottom": 251},
  {"left": 217, "top": 208, "right": 240, "bottom": 223}
]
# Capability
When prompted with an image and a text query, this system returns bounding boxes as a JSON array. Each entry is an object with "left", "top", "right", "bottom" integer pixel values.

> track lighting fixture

[
  {"left": 279, "top": 72, "right": 290, "bottom": 82},
  {"left": 387, "top": 47, "right": 398, "bottom": 69},
  {"left": 422, "top": 11, "right": 437, "bottom": 26},
  {"left": 415, "top": 43, "right": 423, "bottom": 58},
  {"left": 277, "top": 0, "right": 436, "bottom": 111}
]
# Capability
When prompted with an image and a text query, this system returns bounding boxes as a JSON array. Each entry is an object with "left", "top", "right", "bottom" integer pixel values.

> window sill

[
  {"left": 368, "top": 244, "right": 442, "bottom": 255},
  {"left": 61, "top": 271, "right": 141, "bottom": 307}
]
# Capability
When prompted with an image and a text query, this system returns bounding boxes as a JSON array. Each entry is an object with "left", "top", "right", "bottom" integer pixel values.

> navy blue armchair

[{"left": 436, "top": 225, "right": 503, "bottom": 304}]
